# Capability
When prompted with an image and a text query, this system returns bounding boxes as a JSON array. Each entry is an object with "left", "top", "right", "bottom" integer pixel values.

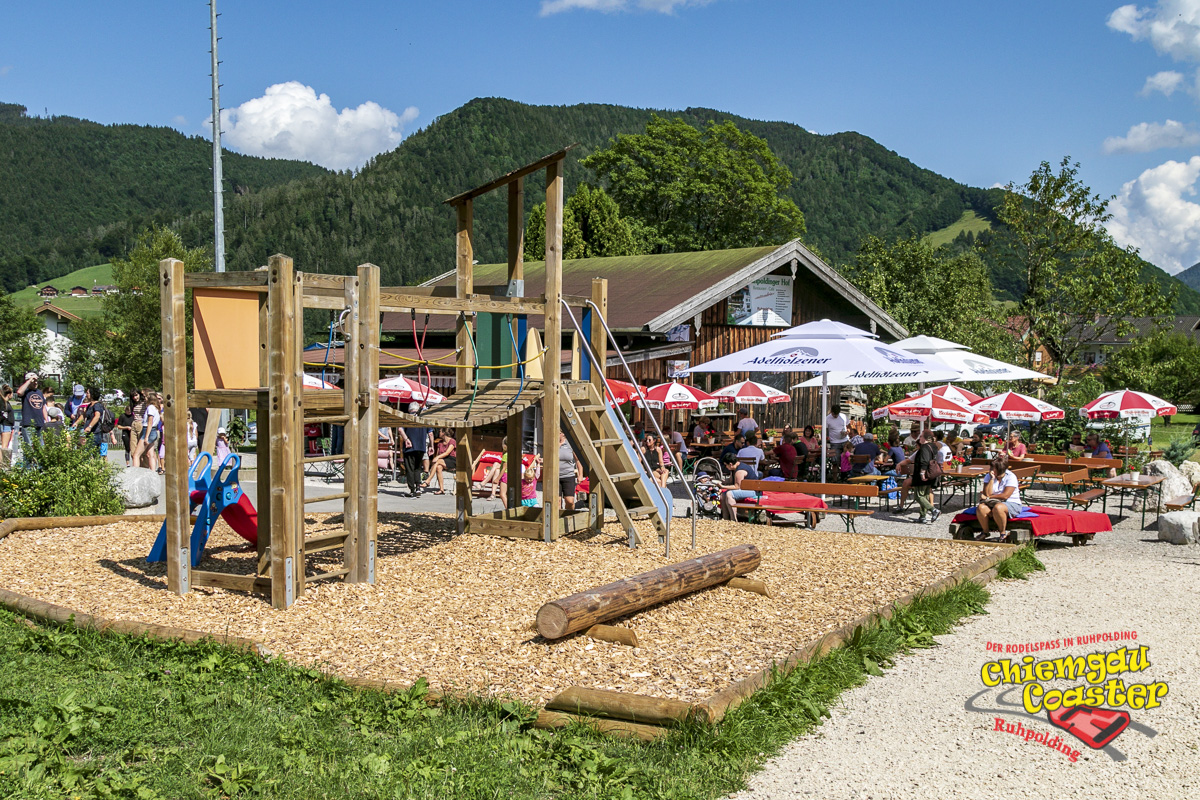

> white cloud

[
  {"left": 1103, "top": 119, "right": 1200, "bottom": 152},
  {"left": 171, "top": 115, "right": 188, "bottom": 129},
  {"left": 1140, "top": 69, "right": 1185, "bottom": 94},
  {"left": 540, "top": 0, "right": 710, "bottom": 15},
  {"left": 1107, "top": 1, "right": 1200, "bottom": 62},
  {"left": 1107, "top": 156, "right": 1200, "bottom": 273},
  {"left": 218, "top": 82, "right": 418, "bottom": 171}
]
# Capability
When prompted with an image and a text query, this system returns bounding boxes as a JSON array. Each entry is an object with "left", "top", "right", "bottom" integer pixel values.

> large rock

[
  {"left": 1133, "top": 460, "right": 1194, "bottom": 513},
  {"left": 1157, "top": 511, "right": 1200, "bottom": 545},
  {"left": 118, "top": 467, "right": 162, "bottom": 509},
  {"left": 1179, "top": 459, "right": 1200, "bottom": 489}
]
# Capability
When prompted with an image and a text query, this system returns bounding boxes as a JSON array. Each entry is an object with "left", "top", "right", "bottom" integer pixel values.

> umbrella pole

[{"left": 821, "top": 372, "right": 828, "bottom": 483}]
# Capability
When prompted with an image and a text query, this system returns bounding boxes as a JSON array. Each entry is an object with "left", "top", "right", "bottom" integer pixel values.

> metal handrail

[
  {"left": 558, "top": 300, "right": 683, "bottom": 557},
  {"left": 581, "top": 299, "right": 699, "bottom": 551}
]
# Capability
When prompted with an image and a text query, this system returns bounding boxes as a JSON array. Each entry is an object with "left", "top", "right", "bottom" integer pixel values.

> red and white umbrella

[
  {"left": 378, "top": 375, "right": 445, "bottom": 404},
  {"left": 1080, "top": 389, "right": 1177, "bottom": 419},
  {"left": 905, "top": 384, "right": 984, "bottom": 406},
  {"left": 711, "top": 380, "right": 791, "bottom": 405},
  {"left": 873, "top": 392, "right": 989, "bottom": 424},
  {"left": 602, "top": 379, "right": 648, "bottom": 406},
  {"left": 303, "top": 373, "right": 337, "bottom": 389},
  {"left": 638, "top": 382, "right": 719, "bottom": 410},
  {"left": 972, "top": 391, "right": 1064, "bottom": 422}
]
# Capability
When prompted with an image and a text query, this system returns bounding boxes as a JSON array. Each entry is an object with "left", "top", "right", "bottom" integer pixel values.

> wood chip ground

[{"left": 0, "top": 514, "right": 985, "bottom": 704}]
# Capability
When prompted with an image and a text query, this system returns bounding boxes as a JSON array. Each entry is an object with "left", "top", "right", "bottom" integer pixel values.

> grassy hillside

[
  {"left": 1177, "top": 261, "right": 1200, "bottom": 292},
  {"left": 0, "top": 102, "right": 330, "bottom": 292},
  {"left": 923, "top": 210, "right": 992, "bottom": 248},
  {"left": 7, "top": 263, "right": 113, "bottom": 319}
]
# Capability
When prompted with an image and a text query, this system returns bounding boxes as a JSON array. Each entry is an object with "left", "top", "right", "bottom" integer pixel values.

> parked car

[{"left": 973, "top": 420, "right": 1032, "bottom": 437}]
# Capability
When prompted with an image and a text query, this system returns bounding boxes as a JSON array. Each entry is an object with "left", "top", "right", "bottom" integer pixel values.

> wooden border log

[
  {"left": 726, "top": 577, "right": 772, "bottom": 598},
  {"left": 533, "top": 709, "right": 666, "bottom": 741},
  {"left": 586, "top": 624, "right": 638, "bottom": 647},
  {"left": 546, "top": 686, "right": 701, "bottom": 726},
  {"left": 535, "top": 544, "right": 761, "bottom": 639},
  {"left": 0, "top": 515, "right": 166, "bottom": 541}
]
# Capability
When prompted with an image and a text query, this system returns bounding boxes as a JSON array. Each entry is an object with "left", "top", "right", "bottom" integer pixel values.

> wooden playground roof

[{"left": 385, "top": 239, "right": 906, "bottom": 338}]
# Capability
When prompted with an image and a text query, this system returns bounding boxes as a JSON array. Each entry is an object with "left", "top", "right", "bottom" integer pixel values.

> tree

[
  {"left": 1103, "top": 332, "right": 1200, "bottom": 409},
  {"left": 0, "top": 290, "right": 47, "bottom": 383},
  {"left": 524, "top": 184, "right": 644, "bottom": 261},
  {"left": 582, "top": 115, "right": 805, "bottom": 253},
  {"left": 994, "top": 157, "right": 1175, "bottom": 379},
  {"left": 67, "top": 226, "right": 211, "bottom": 391}
]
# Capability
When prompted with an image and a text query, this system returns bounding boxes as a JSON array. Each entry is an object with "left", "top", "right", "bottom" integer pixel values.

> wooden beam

[
  {"left": 469, "top": 516, "right": 543, "bottom": 539},
  {"left": 185, "top": 271, "right": 268, "bottom": 289},
  {"left": 355, "top": 263, "right": 381, "bottom": 583},
  {"left": 588, "top": 278, "right": 609, "bottom": 517},
  {"left": 533, "top": 709, "right": 666, "bottom": 741},
  {"left": 377, "top": 292, "right": 545, "bottom": 317},
  {"left": 535, "top": 544, "right": 762, "bottom": 639},
  {"left": 542, "top": 159, "right": 564, "bottom": 543},
  {"left": 190, "top": 570, "right": 271, "bottom": 593},
  {"left": 507, "top": 178, "right": 526, "bottom": 510},
  {"left": 267, "top": 254, "right": 302, "bottom": 609},
  {"left": 444, "top": 145, "right": 577, "bottom": 206},
  {"left": 546, "top": 687, "right": 703, "bottom": 726},
  {"left": 300, "top": 273, "right": 350, "bottom": 291},
  {"left": 456, "top": 200, "right": 475, "bottom": 397},
  {"left": 160, "top": 258, "right": 189, "bottom": 596},
  {"left": 292, "top": 269, "right": 306, "bottom": 603},
  {"left": 188, "top": 389, "right": 264, "bottom": 411},
  {"left": 341, "top": 270, "right": 361, "bottom": 581},
  {"left": 455, "top": 430, "right": 473, "bottom": 535}
]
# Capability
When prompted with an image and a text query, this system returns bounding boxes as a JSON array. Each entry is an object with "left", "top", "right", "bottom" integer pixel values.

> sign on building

[{"left": 727, "top": 275, "right": 793, "bottom": 326}]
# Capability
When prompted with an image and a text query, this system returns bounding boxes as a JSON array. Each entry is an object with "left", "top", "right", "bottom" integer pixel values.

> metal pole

[
  {"left": 820, "top": 372, "right": 828, "bottom": 483},
  {"left": 210, "top": 0, "right": 225, "bottom": 272}
]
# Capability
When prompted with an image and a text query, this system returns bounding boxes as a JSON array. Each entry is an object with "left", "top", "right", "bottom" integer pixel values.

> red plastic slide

[{"left": 189, "top": 489, "right": 259, "bottom": 547}]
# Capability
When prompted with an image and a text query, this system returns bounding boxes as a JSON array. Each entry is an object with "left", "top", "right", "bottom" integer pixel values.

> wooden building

[{"left": 378, "top": 239, "right": 906, "bottom": 428}]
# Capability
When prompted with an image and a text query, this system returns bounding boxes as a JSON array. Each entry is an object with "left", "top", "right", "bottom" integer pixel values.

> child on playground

[{"left": 520, "top": 455, "right": 542, "bottom": 507}]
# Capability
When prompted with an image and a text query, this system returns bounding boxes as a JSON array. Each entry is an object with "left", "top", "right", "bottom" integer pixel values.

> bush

[
  {"left": 0, "top": 429, "right": 124, "bottom": 517},
  {"left": 1162, "top": 437, "right": 1193, "bottom": 467}
]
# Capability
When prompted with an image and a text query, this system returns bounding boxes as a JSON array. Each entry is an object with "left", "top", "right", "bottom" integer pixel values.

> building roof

[
  {"left": 1081, "top": 316, "right": 1200, "bottom": 344},
  {"left": 34, "top": 304, "right": 83, "bottom": 323},
  {"left": 384, "top": 240, "right": 906, "bottom": 338}
]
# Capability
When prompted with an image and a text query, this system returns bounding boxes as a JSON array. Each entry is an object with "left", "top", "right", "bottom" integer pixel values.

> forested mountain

[
  {"left": 0, "top": 102, "right": 329, "bottom": 291},
  {"left": 5, "top": 96, "right": 1199, "bottom": 313},
  {"left": 1178, "top": 261, "right": 1200, "bottom": 292}
]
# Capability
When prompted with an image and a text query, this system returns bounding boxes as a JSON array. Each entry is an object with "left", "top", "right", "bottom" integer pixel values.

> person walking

[
  {"left": 116, "top": 403, "right": 135, "bottom": 467},
  {"left": 0, "top": 384, "right": 14, "bottom": 453},
  {"left": 129, "top": 390, "right": 147, "bottom": 468},
  {"left": 911, "top": 430, "right": 941, "bottom": 525},
  {"left": 144, "top": 393, "right": 162, "bottom": 474},
  {"left": 401, "top": 412, "right": 431, "bottom": 498}
]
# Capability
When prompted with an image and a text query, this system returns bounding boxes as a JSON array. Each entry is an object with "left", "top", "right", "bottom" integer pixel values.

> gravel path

[{"left": 733, "top": 501, "right": 1200, "bottom": 800}]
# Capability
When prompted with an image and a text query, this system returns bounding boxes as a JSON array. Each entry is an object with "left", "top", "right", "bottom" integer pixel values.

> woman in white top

[
  {"left": 974, "top": 454, "right": 1023, "bottom": 537},
  {"left": 144, "top": 394, "right": 162, "bottom": 474},
  {"left": 186, "top": 411, "right": 199, "bottom": 462}
]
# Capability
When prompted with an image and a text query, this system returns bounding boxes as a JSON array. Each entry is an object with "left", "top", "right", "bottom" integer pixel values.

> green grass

[
  {"left": 922, "top": 210, "right": 992, "bottom": 249},
  {"left": 7, "top": 263, "right": 113, "bottom": 319},
  {"left": 0, "top": 549, "right": 1039, "bottom": 799}
]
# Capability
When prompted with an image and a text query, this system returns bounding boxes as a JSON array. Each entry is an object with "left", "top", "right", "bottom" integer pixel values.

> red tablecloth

[
  {"left": 951, "top": 505, "right": 1111, "bottom": 537},
  {"left": 748, "top": 492, "right": 828, "bottom": 513}
]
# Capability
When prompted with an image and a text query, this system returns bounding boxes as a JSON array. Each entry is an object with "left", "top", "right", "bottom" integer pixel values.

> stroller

[{"left": 690, "top": 456, "right": 728, "bottom": 518}]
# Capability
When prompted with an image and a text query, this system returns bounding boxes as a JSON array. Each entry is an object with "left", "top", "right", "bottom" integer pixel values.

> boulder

[
  {"left": 1133, "top": 460, "right": 1193, "bottom": 513},
  {"left": 118, "top": 467, "right": 162, "bottom": 509},
  {"left": 1157, "top": 510, "right": 1200, "bottom": 545},
  {"left": 1179, "top": 459, "right": 1200, "bottom": 489}
]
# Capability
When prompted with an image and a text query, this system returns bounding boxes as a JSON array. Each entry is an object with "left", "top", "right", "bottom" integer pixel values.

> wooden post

[
  {"left": 267, "top": 254, "right": 301, "bottom": 609},
  {"left": 341, "top": 272, "right": 361, "bottom": 578},
  {"left": 292, "top": 271, "right": 306, "bottom": 601},
  {"left": 506, "top": 178, "right": 525, "bottom": 509},
  {"left": 542, "top": 160, "right": 564, "bottom": 542},
  {"left": 589, "top": 278, "right": 608, "bottom": 518},
  {"left": 255, "top": 293, "right": 270, "bottom": 570},
  {"left": 355, "top": 263, "right": 380, "bottom": 582},
  {"left": 159, "top": 258, "right": 189, "bottom": 596},
  {"left": 455, "top": 201, "right": 474, "bottom": 535}
]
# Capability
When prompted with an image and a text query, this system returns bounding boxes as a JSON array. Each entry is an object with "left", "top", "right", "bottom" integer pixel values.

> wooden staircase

[{"left": 559, "top": 381, "right": 669, "bottom": 546}]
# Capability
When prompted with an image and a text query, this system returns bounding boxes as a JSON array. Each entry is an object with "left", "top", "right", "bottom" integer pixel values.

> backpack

[
  {"left": 98, "top": 403, "right": 116, "bottom": 435},
  {"left": 921, "top": 444, "right": 944, "bottom": 482}
]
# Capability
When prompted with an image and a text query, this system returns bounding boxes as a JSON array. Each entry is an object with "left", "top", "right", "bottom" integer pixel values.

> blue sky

[{"left": 3, "top": 0, "right": 1199, "bottom": 273}]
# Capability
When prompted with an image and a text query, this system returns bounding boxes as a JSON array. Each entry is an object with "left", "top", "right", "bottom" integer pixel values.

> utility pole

[{"left": 210, "top": 0, "right": 225, "bottom": 272}]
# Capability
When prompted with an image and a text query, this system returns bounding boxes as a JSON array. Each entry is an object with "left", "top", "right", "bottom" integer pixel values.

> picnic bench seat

[
  {"left": 734, "top": 479, "right": 879, "bottom": 532},
  {"left": 1069, "top": 488, "right": 1105, "bottom": 511},
  {"left": 1165, "top": 482, "right": 1200, "bottom": 512},
  {"left": 1029, "top": 467, "right": 1090, "bottom": 500}
]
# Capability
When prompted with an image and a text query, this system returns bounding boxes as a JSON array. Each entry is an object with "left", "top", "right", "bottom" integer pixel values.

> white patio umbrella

[
  {"left": 895, "top": 336, "right": 1048, "bottom": 382},
  {"left": 710, "top": 380, "right": 791, "bottom": 405},
  {"left": 302, "top": 374, "right": 337, "bottom": 389},
  {"left": 378, "top": 375, "right": 445, "bottom": 404},
  {"left": 685, "top": 319, "right": 951, "bottom": 481}
]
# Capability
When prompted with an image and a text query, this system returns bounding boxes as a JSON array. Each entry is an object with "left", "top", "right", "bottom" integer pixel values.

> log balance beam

[{"left": 534, "top": 544, "right": 761, "bottom": 639}]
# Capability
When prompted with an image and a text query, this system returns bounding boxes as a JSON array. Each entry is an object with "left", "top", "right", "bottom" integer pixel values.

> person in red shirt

[
  {"left": 1003, "top": 430, "right": 1028, "bottom": 459},
  {"left": 774, "top": 431, "right": 799, "bottom": 480}
]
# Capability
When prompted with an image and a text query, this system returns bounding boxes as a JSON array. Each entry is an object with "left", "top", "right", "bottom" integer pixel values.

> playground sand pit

[{"left": 0, "top": 513, "right": 988, "bottom": 704}]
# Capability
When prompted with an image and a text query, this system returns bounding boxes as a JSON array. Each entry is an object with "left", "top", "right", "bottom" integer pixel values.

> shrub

[
  {"left": 1162, "top": 437, "right": 1193, "bottom": 468},
  {"left": 0, "top": 429, "right": 124, "bottom": 517}
]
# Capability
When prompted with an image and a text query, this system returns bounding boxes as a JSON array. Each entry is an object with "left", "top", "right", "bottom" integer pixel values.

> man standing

[
  {"left": 911, "top": 430, "right": 941, "bottom": 525},
  {"left": 16, "top": 373, "right": 46, "bottom": 448},
  {"left": 400, "top": 408, "right": 431, "bottom": 498},
  {"left": 735, "top": 409, "right": 759, "bottom": 438},
  {"left": 65, "top": 385, "right": 86, "bottom": 422},
  {"left": 558, "top": 430, "right": 578, "bottom": 511},
  {"left": 80, "top": 387, "right": 109, "bottom": 457},
  {"left": 825, "top": 403, "right": 850, "bottom": 459}
]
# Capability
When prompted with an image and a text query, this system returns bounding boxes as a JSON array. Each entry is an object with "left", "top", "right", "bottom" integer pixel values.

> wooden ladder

[{"left": 559, "top": 381, "right": 668, "bottom": 546}]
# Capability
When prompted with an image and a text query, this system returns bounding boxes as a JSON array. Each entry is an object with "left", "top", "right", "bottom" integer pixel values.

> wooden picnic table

[
  {"left": 938, "top": 464, "right": 990, "bottom": 510},
  {"left": 1100, "top": 472, "right": 1165, "bottom": 529}
]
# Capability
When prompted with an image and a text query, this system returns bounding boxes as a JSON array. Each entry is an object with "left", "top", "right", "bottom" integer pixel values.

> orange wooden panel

[{"left": 193, "top": 288, "right": 261, "bottom": 390}]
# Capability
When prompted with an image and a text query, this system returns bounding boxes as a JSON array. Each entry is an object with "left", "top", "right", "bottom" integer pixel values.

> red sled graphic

[{"left": 1048, "top": 706, "right": 1130, "bottom": 749}]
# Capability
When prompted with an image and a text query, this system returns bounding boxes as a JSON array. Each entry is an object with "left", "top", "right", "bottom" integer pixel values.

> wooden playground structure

[{"left": 162, "top": 148, "right": 670, "bottom": 609}]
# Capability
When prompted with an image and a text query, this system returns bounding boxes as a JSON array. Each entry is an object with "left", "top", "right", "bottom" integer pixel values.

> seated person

[
  {"left": 966, "top": 431, "right": 985, "bottom": 459},
  {"left": 1085, "top": 433, "right": 1117, "bottom": 478},
  {"left": 670, "top": 424, "right": 690, "bottom": 460},
  {"left": 1003, "top": 430, "right": 1028, "bottom": 459},
  {"left": 902, "top": 423, "right": 922, "bottom": 450},
  {"left": 934, "top": 430, "right": 953, "bottom": 463},
  {"left": 1066, "top": 432, "right": 1085, "bottom": 453},
  {"left": 692, "top": 417, "right": 708, "bottom": 442},
  {"left": 720, "top": 451, "right": 761, "bottom": 520},
  {"left": 851, "top": 432, "right": 881, "bottom": 474},
  {"left": 974, "top": 454, "right": 1023, "bottom": 538},
  {"left": 721, "top": 433, "right": 746, "bottom": 462},
  {"left": 736, "top": 433, "right": 766, "bottom": 471},
  {"left": 774, "top": 431, "right": 799, "bottom": 480}
]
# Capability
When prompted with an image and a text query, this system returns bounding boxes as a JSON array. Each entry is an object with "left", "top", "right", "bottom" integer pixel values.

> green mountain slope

[
  {"left": 1177, "top": 261, "right": 1200, "bottom": 292},
  {"left": 0, "top": 102, "right": 330, "bottom": 291}
]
